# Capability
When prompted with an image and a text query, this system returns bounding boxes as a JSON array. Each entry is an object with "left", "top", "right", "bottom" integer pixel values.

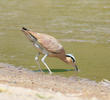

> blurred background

[{"left": 0, "top": 0, "right": 110, "bottom": 81}]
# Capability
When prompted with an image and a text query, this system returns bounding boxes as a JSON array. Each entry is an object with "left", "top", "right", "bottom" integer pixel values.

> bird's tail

[
  {"left": 22, "top": 27, "right": 30, "bottom": 31},
  {"left": 21, "top": 27, "right": 38, "bottom": 42}
]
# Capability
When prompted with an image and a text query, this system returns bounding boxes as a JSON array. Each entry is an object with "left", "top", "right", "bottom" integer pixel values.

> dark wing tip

[{"left": 22, "top": 27, "right": 29, "bottom": 31}]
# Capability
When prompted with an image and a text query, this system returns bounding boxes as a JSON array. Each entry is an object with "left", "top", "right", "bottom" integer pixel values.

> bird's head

[{"left": 65, "top": 54, "right": 78, "bottom": 71}]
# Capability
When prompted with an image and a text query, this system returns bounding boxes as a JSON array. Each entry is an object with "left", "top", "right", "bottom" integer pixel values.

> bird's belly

[
  {"left": 33, "top": 42, "right": 49, "bottom": 55},
  {"left": 37, "top": 47, "right": 48, "bottom": 54}
]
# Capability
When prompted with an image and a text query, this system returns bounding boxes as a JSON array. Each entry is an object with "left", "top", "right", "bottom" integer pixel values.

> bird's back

[
  {"left": 36, "top": 33, "right": 64, "bottom": 54},
  {"left": 22, "top": 27, "right": 66, "bottom": 60}
]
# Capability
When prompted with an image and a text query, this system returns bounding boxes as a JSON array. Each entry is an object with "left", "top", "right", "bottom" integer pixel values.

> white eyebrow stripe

[{"left": 66, "top": 54, "right": 76, "bottom": 61}]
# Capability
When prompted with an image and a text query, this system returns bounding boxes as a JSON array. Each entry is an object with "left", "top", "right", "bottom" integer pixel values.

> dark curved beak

[
  {"left": 74, "top": 64, "right": 78, "bottom": 71},
  {"left": 73, "top": 63, "right": 78, "bottom": 72}
]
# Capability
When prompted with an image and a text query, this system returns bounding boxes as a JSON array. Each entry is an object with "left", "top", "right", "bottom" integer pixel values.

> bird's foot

[{"left": 49, "top": 71, "right": 53, "bottom": 75}]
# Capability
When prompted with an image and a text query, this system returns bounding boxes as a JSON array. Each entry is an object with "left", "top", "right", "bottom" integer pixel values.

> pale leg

[
  {"left": 41, "top": 54, "right": 52, "bottom": 74},
  {"left": 35, "top": 52, "right": 43, "bottom": 72}
]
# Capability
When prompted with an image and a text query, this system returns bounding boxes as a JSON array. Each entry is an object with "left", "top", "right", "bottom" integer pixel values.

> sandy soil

[{"left": 0, "top": 63, "right": 110, "bottom": 100}]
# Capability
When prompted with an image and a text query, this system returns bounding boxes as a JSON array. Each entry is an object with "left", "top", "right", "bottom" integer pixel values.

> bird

[{"left": 21, "top": 27, "right": 78, "bottom": 74}]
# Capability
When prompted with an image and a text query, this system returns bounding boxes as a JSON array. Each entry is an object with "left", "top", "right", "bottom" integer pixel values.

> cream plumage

[{"left": 22, "top": 27, "right": 78, "bottom": 74}]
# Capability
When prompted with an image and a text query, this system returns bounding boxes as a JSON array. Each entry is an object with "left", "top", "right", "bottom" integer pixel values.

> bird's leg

[
  {"left": 35, "top": 52, "right": 43, "bottom": 72},
  {"left": 41, "top": 54, "right": 52, "bottom": 74}
]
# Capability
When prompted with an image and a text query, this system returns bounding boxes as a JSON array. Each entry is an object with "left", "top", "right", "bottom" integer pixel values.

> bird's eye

[{"left": 66, "top": 54, "right": 76, "bottom": 62}]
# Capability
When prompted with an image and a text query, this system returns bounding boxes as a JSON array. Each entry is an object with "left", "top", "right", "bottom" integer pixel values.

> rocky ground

[{"left": 0, "top": 63, "right": 110, "bottom": 100}]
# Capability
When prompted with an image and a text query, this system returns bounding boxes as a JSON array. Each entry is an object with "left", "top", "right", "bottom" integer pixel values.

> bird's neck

[{"left": 60, "top": 57, "right": 69, "bottom": 64}]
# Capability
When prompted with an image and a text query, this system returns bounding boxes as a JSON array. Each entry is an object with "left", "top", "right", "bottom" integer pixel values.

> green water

[{"left": 0, "top": 0, "right": 110, "bottom": 81}]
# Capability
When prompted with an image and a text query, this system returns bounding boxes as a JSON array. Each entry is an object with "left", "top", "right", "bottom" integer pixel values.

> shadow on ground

[{"left": 34, "top": 69, "right": 74, "bottom": 73}]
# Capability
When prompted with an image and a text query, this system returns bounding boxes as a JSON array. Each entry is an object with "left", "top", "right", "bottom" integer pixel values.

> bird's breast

[{"left": 33, "top": 41, "right": 50, "bottom": 55}]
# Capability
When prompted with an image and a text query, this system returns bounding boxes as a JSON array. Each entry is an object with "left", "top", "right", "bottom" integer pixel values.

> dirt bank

[{"left": 0, "top": 63, "right": 110, "bottom": 100}]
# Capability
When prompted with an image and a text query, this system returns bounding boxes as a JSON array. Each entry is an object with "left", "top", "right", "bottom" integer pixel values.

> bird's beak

[
  {"left": 75, "top": 64, "right": 78, "bottom": 71},
  {"left": 73, "top": 63, "right": 78, "bottom": 72}
]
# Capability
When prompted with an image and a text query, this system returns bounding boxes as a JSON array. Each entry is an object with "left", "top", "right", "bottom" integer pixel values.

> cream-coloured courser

[{"left": 22, "top": 27, "right": 78, "bottom": 74}]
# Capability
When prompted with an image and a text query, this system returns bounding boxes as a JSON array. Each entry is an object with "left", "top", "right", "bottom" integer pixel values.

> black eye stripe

[{"left": 66, "top": 55, "right": 75, "bottom": 62}]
